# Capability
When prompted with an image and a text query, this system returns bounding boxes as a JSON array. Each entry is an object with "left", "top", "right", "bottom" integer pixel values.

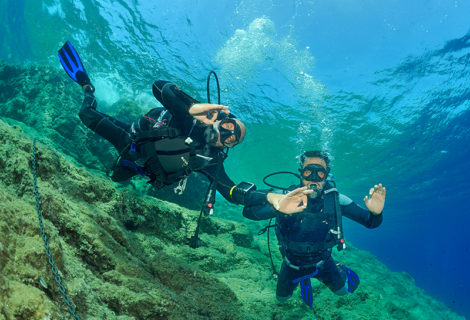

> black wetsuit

[
  {"left": 243, "top": 187, "right": 383, "bottom": 299},
  {"left": 78, "top": 80, "right": 239, "bottom": 204}
]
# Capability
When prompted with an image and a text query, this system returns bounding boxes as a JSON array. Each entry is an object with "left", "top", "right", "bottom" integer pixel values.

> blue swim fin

[
  {"left": 58, "top": 41, "right": 91, "bottom": 86},
  {"left": 292, "top": 270, "right": 318, "bottom": 308},
  {"left": 344, "top": 266, "right": 360, "bottom": 293},
  {"left": 299, "top": 277, "right": 313, "bottom": 307}
]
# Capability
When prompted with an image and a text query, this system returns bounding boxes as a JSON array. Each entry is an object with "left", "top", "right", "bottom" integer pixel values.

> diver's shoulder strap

[{"left": 323, "top": 181, "right": 346, "bottom": 251}]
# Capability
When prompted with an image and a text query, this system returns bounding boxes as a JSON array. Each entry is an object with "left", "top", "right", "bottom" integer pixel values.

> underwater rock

[{"left": 0, "top": 119, "right": 245, "bottom": 319}]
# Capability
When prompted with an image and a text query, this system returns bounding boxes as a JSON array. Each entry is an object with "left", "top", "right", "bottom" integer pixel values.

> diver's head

[
  {"left": 206, "top": 115, "right": 246, "bottom": 148},
  {"left": 299, "top": 150, "right": 330, "bottom": 199}
]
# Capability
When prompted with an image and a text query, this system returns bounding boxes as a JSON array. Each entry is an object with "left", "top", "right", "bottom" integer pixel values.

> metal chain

[{"left": 32, "top": 139, "right": 81, "bottom": 320}]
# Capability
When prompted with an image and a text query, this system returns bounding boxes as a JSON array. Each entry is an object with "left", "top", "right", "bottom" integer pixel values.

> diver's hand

[
  {"left": 189, "top": 103, "right": 230, "bottom": 124},
  {"left": 267, "top": 193, "right": 284, "bottom": 206},
  {"left": 268, "top": 187, "right": 313, "bottom": 215},
  {"left": 363, "top": 183, "right": 386, "bottom": 215}
]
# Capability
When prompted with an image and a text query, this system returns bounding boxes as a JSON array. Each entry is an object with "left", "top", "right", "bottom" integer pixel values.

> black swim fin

[{"left": 58, "top": 41, "right": 91, "bottom": 86}]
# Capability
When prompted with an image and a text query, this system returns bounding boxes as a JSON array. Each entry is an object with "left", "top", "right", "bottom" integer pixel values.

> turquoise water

[{"left": 1, "top": 0, "right": 470, "bottom": 317}]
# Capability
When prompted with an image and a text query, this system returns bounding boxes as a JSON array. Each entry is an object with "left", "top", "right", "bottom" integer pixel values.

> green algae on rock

[{"left": 0, "top": 119, "right": 244, "bottom": 319}]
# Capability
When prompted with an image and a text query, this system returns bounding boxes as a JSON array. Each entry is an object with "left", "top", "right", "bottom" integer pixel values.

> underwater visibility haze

[{"left": 1, "top": 0, "right": 470, "bottom": 319}]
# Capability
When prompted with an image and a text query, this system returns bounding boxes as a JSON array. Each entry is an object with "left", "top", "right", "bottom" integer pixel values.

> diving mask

[
  {"left": 216, "top": 118, "right": 242, "bottom": 147},
  {"left": 299, "top": 164, "right": 328, "bottom": 182}
]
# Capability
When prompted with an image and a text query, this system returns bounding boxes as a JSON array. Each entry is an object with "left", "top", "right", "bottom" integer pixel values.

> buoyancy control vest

[
  {"left": 275, "top": 181, "right": 345, "bottom": 260},
  {"left": 123, "top": 107, "right": 209, "bottom": 188}
]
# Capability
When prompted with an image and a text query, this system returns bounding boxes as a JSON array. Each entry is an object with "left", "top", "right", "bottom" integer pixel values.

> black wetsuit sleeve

[
  {"left": 342, "top": 202, "right": 383, "bottom": 228},
  {"left": 199, "top": 162, "right": 238, "bottom": 204},
  {"left": 152, "top": 80, "right": 199, "bottom": 124},
  {"left": 242, "top": 190, "right": 279, "bottom": 221}
]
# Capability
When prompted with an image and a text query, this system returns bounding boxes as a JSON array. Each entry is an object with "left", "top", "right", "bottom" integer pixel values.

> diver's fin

[
  {"left": 299, "top": 278, "right": 313, "bottom": 307},
  {"left": 58, "top": 41, "right": 91, "bottom": 86},
  {"left": 344, "top": 266, "right": 360, "bottom": 293},
  {"left": 292, "top": 271, "right": 318, "bottom": 308}
]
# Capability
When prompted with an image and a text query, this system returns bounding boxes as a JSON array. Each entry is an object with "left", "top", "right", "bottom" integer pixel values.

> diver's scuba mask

[
  {"left": 299, "top": 164, "right": 328, "bottom": 182},
  {"left": 218, "top": 118, "right": 242, "bottom": 147},
  {"left": 205, "top": 118, "right": 242, "bottom": 148}
]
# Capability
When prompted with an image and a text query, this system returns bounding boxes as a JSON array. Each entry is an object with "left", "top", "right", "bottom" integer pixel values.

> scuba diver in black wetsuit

[
  {"left": 242, "top": 151, "right": 386, "bottom": 307},
  {"left": 58, "top": 41, "right": 251, "bottom": 206}
]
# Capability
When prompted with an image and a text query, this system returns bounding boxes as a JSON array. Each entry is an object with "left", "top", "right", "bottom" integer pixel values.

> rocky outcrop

[{"left": 0, "top": 120, "right": 246, "bottom": 319}]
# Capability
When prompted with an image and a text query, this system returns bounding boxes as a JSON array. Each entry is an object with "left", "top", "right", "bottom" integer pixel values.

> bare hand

[
  {"left": 188, "top": 103, "right": 230, "bottom": 124},
  {"left": 363, "top": 183, "right": 386, "bottom": 215},
  {"left": 269, "top": 187, "right": 313, "bottom": 215}
]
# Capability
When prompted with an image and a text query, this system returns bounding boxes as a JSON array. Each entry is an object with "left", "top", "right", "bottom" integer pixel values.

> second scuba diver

[
  {"left": 58, "top": 41, "right": 252, "bottom": 206},
  {"left": 242, "top": 150, "right": 386, "bottom": 307}
]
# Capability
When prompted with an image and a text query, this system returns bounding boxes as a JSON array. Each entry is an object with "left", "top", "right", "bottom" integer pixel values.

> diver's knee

[
  {"left": 276, "top": 294, "right": 292, "bottom": 302},
  {"left": 333, "top": 283, "right": 349, "bottom": 296},
  {"left": 78, "top": 104, "right": 96, "bottom": 126},
  {"left": 334, "top": 272, "right": 361, "bottom": 295}
]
